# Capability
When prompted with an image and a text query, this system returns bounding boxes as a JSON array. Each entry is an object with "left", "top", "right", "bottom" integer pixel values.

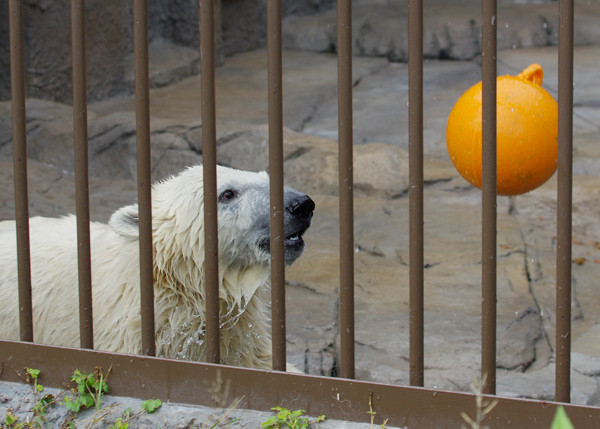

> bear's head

[{"left": 109, "top": 165, "right": 315, "bottom": 273}]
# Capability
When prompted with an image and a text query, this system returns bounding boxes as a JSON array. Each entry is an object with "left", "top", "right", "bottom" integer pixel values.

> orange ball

[{"left": 446, "top": 64, "right": 558, "bottom": 196}]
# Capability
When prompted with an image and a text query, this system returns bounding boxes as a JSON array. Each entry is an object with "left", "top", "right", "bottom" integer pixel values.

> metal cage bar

[
  {"left": 8, "top": 0, "right": 33, "bottom": 343},
  {"left": 71, "top": 0, "right": 94, "bottom": 350},
  {"left": 200, "top": 0, "right": 221, "bottom": 364},
  {"left": 556, "top": 0, "right": 574, "bottom": 404},
  {"left": 133, "top": 0, "right": 155, "bottom": 357},
  {"left": 481, "top": 0, "right": 498, "bottom": 395},
  {"left": 337, "top": 0, "right": 355, "bottom": 380},
  {"left": 267, "top": 0, "right": 287, "bottom": 372},
  {"left": 408, "top": 0, "right": 424, "bottom": 387}
]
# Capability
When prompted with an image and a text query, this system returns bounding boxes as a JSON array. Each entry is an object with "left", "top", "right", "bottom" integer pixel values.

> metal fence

[{"left": 1, "top": 0, "right": 599, "bottom": 427}]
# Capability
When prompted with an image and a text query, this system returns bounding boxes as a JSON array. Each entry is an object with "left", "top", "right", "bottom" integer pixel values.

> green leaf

[
  {"left": 26, "top": 368, "right": 40, "bottom": 378},
  {"left": 141, "top": 398, "right": 162, "bottom": 414},
  {"left": 93, "top": 378, "right": 109, "bottom": 394},
  {"left": 5, "top": 410, "right": 18, "bottom": 426},
  {"left": 109, "top": 418, "right": 130, "bottom": 429},
  {"left": 292, "top": 409, "right": 305, "bottom": 418},
  {"left": 64, "top": 397, "right": 81, "bottom": 413},
  {"left": 42, "top": 394, "right": 54, "bottom": 404},
  {"left": 81, "top": 394, "right": 95, "bottom": 409},
  {"left": 551, "top": 406, "right": 575, "bottom": 429},
  {"left": 261, "top": 415, "right": 279, "bottom": 428}
]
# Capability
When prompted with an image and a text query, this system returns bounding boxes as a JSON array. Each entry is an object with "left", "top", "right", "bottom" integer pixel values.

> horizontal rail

[{"left": 2, "top": 340, "right": 600, "bottom": 428}]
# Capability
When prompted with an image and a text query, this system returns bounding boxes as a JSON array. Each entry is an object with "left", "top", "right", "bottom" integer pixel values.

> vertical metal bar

[
  {"left": 267, "top": 0, "right": 286, "bottom": 372},
  {"left": 133, "top": 0, "right": 155, "bottom": 357},
  {"left": 481, "top": 0, "right": 497, "bottom": 395},
  {"left": 200, "top": 0, "right": 220, "bottom": 364},
  {"left": 555, "top": 0, "right": 574, "bottom": 404},
  {"left": 9, "top": 0, "right": 33, "bottom": 343},
  {"left": 71, "top": 0, "right": 93, "bottom": 350},
  {"left": 408, "top": 0, "right": 424, "bottom": 387},
  {"left": 337, "top": 0, "right": 355, "bottom": 380}
]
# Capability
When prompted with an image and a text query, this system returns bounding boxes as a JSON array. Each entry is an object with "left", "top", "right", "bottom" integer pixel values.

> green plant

[
  {"left": 551, "top": 406, "right": 574, "bottom": 429},
  {"left": 108, "top": 407, "right": 133, "bottom": 429},
  {"left": 141, "top": 398, "right": 162, "bottom": 414},
  {"left": 63, "top": 367, "right": 109, "bottom": 413},
  {"left": 260, "top": 406, "right": 325, "bottom": 429},
  {"left": 2, "top": 366, "right": 163, "bottom": 429},
  {"left": 24, "top": 368, "right": 43, "bottom": 394},
  {"left": 103, "top": 398, "right": 163, "bottom": 429},
  {"left": 102, "top": 399, "right": 162, "bottom": 429},
  {"left": 2, "top": 368, "right": 63, "bottom": 428},
  {"left": 4, "top": 410, "right": 18, "bottom": 427}
]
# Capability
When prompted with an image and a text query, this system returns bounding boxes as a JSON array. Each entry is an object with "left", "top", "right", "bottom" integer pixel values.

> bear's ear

[{"left": 109, "top": 204, "right": 140, "bottom": 239}]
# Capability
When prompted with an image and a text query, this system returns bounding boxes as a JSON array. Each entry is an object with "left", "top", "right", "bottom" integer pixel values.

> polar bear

[{"left": 0, "top": 165, "right": 314, "bottom": 370}]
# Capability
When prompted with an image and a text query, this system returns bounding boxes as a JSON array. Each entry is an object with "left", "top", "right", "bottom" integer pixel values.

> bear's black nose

[{"left": 287, "top": 195, "right": 315, "bottom": 220}]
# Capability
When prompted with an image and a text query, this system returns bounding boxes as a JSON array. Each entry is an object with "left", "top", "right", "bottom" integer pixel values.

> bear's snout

[{"left": 287, "top": 194, "right": 315, "bottom": 221}]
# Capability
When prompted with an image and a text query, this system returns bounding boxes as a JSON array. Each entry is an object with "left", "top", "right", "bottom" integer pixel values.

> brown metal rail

[
  {"left": 8, "top": 0, "right": 33, "bottom": 343},
  {"left": 337, "top": 0, "right": 355, "bottom": 380},
  {"left": 200, "top": 0, "right": 221, "bottom": 365},
  {"left": 556, "top": 0, "right": 574, "bottom": 404},
  {"left": 408, "top": 0, "right": 424, "bottom": 387},
  {"left": 2, "top": 340, "right": 600, "bottom": 428},
  {"left": 133, "top": 0, "right": 155, "bottom": 357},
  {"left": 71, "top": 0, "right": 94, "bottom": 350},
  {"left": 267, "top": 0, "right": 287, "bottom": 372},
  {"left": 481, "top": 0, "right": 498, "bottom": 395}
]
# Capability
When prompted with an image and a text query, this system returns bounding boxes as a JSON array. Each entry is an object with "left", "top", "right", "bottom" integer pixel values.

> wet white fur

[{"left": 0, "top": 166, "right": 286, "bottom": 369}]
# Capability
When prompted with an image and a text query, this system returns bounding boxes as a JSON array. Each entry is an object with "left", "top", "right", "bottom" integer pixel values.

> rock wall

[
  {"left": 0, "top": 0, "right": 334, "bottom": 104},
  {"left": 283, "top": 0, "right": 600, "bottom": 61},
  {"left": 2, "top": 0, "right": 582, "bottom": 104}
]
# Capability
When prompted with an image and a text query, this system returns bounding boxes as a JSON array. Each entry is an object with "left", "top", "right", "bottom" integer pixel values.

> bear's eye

[{"left": 219, "top": 189, "right": 237, "bottom": 202}]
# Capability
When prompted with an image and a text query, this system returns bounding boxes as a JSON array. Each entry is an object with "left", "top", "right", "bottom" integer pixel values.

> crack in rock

[{"left": 286, "top": 281, "right": 328, "bottom": 296}]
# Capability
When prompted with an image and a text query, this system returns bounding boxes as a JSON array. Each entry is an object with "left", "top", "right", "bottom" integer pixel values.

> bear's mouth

[
  {"left": 258, "top": 226, "right": 308, "bottom": 254},
  {"left": 284, "top": 227, "right": 308, "bottom": 249}
]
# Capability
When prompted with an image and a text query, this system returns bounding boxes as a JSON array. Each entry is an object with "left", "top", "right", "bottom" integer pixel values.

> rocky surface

[
  {"left": 283, "top": 0, "right": 600, "bottom": 61},
  {"left": 0, "top": 0, "right": 334, "bottom": 104},
  {"left": 1, "top": 1, "right": 600, "bottom": 423},
  {"left": 0, "top": 381, "right": 373, "bottom": 428}
]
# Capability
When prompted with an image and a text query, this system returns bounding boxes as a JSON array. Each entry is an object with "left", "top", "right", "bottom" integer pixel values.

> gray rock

[
  {"left": 0, "top": 0, "right": 133, "bottom": 103},
  {"left": 497, "top": 307, "right": 544, "bottom": 371},
  {"left": 497, "top": 364, "right": 599, "bottom": 406},
  {"left": 125, "top": 39, "right": 201, "bottom": 90},
  {"left": 0, "top": 381, "right": 384, "bottom": 428},
  {"left": 283, "top": 0, "right": 600, "bottom": 61}
]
